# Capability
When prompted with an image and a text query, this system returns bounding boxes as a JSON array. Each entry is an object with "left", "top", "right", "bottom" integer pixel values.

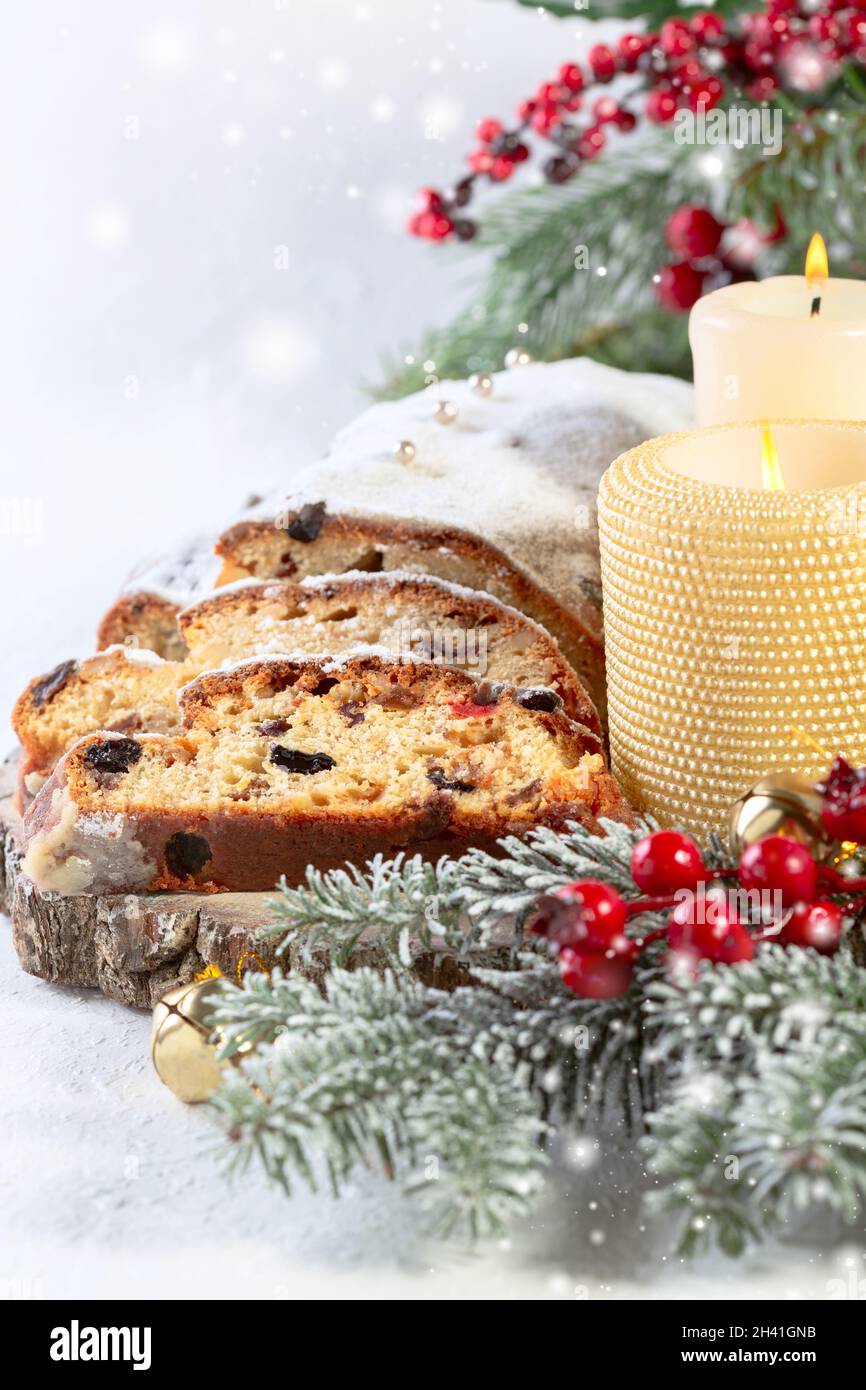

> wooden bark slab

[{"left": 0, "top": 759, "right": 479, "bottom": 1010}]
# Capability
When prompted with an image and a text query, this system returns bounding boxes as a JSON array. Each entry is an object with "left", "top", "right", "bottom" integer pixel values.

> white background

[
  {"left": 0, "top": 0, "right": 624, "bottom": 726},
  {"left": 0, "top": 0, "right": 857, "bottom": 1302}
]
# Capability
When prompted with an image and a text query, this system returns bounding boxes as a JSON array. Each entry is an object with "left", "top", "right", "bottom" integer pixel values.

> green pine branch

[
  {"left": 379, "top": 94, "right": 866, "bottom": 397},
  {"left": 208, "top": 814, "right": 866, "bottom": 1258},
  {"left": 495, "top": 0, "right": 756, "bottom": 21},
  {"left": 642, "top": 943, "right": 866, "bottom": 1255}
]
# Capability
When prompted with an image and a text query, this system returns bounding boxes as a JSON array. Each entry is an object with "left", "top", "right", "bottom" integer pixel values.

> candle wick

[{"left": 810, "top": 295, "right": 822, "bottom": 317}]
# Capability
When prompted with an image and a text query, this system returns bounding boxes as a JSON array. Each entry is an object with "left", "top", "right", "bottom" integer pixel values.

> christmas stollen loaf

[
  {"left": 13, "top": 571, "right": 599, "bottom": 799},
  {"left": 21, "top": 654, "right": 628, "bottom": 896},
  {"left": 96, "top": 358, "right": 694, "bottom": 714}
]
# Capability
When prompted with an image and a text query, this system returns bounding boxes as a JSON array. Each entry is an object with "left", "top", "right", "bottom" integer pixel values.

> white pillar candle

[
  {"left": 690, "top": 237, "right": 866, "bottom": 426},
  {"left": 598, "top": 420, "right": 866, "bottom": 838}
]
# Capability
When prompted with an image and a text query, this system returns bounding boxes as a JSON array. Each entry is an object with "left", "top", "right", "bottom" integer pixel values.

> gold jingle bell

[
  {"left": 151, "top": 977, "right": 233, "bottom": 1104},
  {"left": 728, "top": 772, "right": 828, "bottom": 861}
]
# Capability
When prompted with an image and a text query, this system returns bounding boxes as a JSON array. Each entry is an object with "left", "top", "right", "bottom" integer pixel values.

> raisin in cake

[
  {"left": 97, "top": 357, "right": 694, "bottom": 715},
  {"left": 14, "top": 572, "right": 599, "bottom": 795},
  {"left": 21, "top": 655, "right": 628, "bottom": 895}
]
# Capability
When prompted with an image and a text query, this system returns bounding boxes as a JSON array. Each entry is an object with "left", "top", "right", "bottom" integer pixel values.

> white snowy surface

[
  {"left": 1, "top": 1, "right": 861, "bottom": 1301},
  {"left": 1, "top": 926, "right": 862, "bottom": 1302}
]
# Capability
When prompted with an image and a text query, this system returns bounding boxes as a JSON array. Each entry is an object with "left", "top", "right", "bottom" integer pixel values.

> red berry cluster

[
  {"left": 654, "top": 204, "right": 786, "bottom": 311},
  {"left": 531, "top": 824, "right": 856, "bottom": 1000},
  {"left": 408, "top": 0, "right": 865, "bottom": 245}
]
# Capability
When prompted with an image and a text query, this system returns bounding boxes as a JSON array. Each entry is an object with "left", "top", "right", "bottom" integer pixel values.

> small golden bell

[
  {"left": 151, "top": 977, "right": 233, "bottom": 1104},
  {"left": 728, "top": 772, "right": 827, "bottom": 861}
]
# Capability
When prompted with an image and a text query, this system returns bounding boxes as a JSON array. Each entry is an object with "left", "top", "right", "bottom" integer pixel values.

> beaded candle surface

[{"left": 597, "top": 421, "right": 866, "bottom": 838}]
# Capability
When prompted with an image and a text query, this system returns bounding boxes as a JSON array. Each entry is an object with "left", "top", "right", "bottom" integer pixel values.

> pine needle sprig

[
  {"left": 264, "top": 817, "right": 654, "bottom": 967},
  {"left": 208, "top": 814, "right": 866, "bottom": 1258},
  {"left": 208, "top": 965, "right": 546, "bottom": 1238}
]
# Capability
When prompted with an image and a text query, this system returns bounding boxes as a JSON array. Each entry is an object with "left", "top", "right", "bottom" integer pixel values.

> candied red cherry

[
  {"left": 631, "top": 829, "right": 707, "bottom": 895},
  {"left": 559, "top": 946, "right": 635, "bottom": 999},
  {"left": 739, "top": 835, "right": 817, "bottom": 906},
  {"left": 779, "top": 900, "right": 843, "bottom": 955}
]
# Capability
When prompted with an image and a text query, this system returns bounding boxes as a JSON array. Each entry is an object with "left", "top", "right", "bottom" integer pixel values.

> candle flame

[
  {"left": 805, "top": 232, "right": 829, "bottom": 282},
  {"left": 760, "top": 424, "right": 785, "bottom": 491}
]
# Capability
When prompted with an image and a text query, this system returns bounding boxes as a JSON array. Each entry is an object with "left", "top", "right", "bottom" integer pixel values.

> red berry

[
  {"left": 516, "top": 98, "right": 536, "bottom": 122},
  {"left": 780, "top": 900, "right": 843, "bottom": 954},
  {"left": 588, "top": 44, "right": 617, "bottom": 82},
  {"left": 511, "top": 141, "right": 530, "bottom": 163},
  {"left": 410, "top": 211, "right": 454, "bottom": 241},
  {"left": 746, "top": 74, "right": 779, "bottom": 100},
  {"left": 645, "top": 87, "right": 678, "bottom": 123},
  {"left": 655, "top": 261, "right": 705, "bottom": 312},
  {"left": 576, "top": 125, "right": 606, "bottom": 160},
  {"left": 532, "top": 102, "right": 561, "bottom": 134},
  {"left": 467, "top": 148, "right": 493, "bottom": 174},
  {"left": 688, "top": 75, "right": 724, "bottom": 110},
  {"left": 690, "top": 13, "right": 726, "bottom": 44},
  {"left": 739, "top": 835, "right": 818, "bottom": 906},
  {"left": 667, "top": 897, "right": 754, "bottom": 964},
  {"left": 809, "top": 14, "right": 840, "bottom": 43},
  {"left": 660, "top": 19, "right": 694, "bottom": 58},
  {"left": 559, "top": 946, "right": 634, "bottom": 999},
  {"left": 558, "top": 61, "right": 585, "bottom": 93},
  {"left": 618, "top": 33, "right": 651, "bottom": 71},
  {"left": 534, "top": 880, "right": 631, "bottom": 954},
  {"left": 413, "top": 187, "right": 443, "bottom": 214},
  {"left": 475, "top": 117, "right": 503, "bottom": 146},
  {"left": 489, "top": 155, "right": 516, "bottom": 182},
  {"left": 593, "top": 96, "right": 621, "bottom": 124},
  {"left": 820, "top": 758, "right": 866, "bottom": 842},
  {"left": 631, "top": 829, "right": 707, "bottom": 895},
  {"left": 614, "top": 108, "right": 637, "bottom": 131},
  {"left": 666, "top": 204, "right": 725, "bottom": 259}
]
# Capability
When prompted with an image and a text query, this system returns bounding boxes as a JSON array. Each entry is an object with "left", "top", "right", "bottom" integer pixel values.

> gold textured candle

[{"left": 597, "top": 421, "right": 866, "bottom": 839}]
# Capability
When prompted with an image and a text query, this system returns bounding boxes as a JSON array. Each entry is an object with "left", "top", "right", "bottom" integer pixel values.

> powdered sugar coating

[{"left": 120, "top": 359, "right": 693, "bottom": 617}]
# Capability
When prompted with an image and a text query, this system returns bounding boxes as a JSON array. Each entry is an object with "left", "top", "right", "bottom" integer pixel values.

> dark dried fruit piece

[
  {"left": 31, "top": 659, "right": 79, "bottom": 707},
  {"left": 506, "top": 778, "right": 542, "bottom": 806},
  {"left": 513, "top": 687, "right": 564, "bottom": 714},
  {"left": 427, "top": 767, "right": 476, "bottom": 793},
  {"left": 473, "top": 680, "right": 507, "bottom": 707},
  {"left": 164, "top": 831, "right": 212, "bottom": 877},
  {"left": 309, "top": 675, "right": 338, "bottom": 697},
  {"left": 270, "top": 745, "right": 336, "bottom": 774},
  {"left": 338, "top": 701, "right": 365, "bottom": 727},
  {"left": 285, "top": 500, "right": 327, "bottom": 543},
  {"left": 84, "top": 737, "right": 143, "bottom": 774},
  {"left": 256, "top": 718, "right": 290, "bottom": 736}
]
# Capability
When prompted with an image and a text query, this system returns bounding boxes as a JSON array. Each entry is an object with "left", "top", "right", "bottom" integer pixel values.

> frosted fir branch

[
  {"left": 643, "top": 1031, "right": 866, "bottom": 1256},
  {"left": 643, "top": 941, "right": 866, "bottom": 1068},
  {"left": 264, "top": 817, "right": 655, "bottom": 968},
  {"left": 208, "top": 966, "right": 546, "bottom": 1238},
  {"left": 266, "top": 853, "right": 466, "bottom": 967},
  {"left": 452, "top": 816, "right": 656, "bottom": 940}
]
